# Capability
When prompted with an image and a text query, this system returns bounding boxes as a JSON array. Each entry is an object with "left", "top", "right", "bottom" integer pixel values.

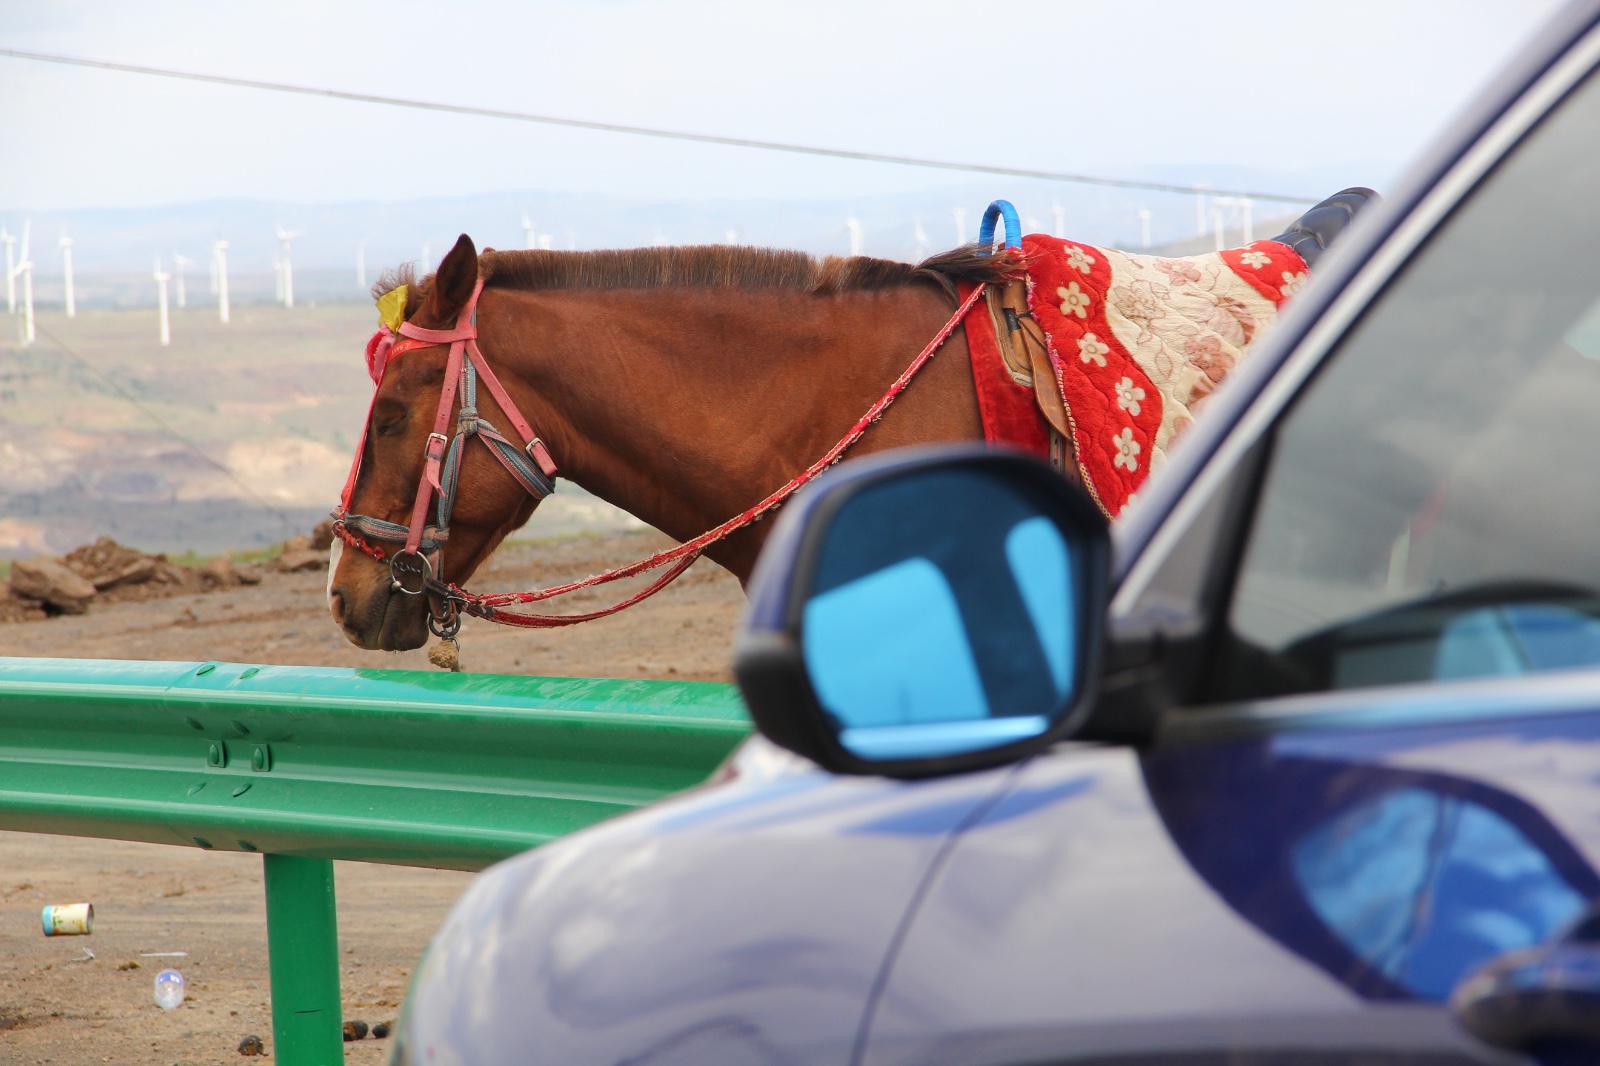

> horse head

[{"left": 329, "top": 234, "right": 545, "bottom": 650}]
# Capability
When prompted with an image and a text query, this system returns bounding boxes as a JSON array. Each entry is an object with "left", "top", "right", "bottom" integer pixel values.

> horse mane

[{"left": 372, "top": 244, "right": 1017, "bottom": 316}]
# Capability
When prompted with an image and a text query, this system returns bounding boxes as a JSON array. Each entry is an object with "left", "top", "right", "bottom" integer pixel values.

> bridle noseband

[{"left": 333, "top": 277, "right": 558, "bottom": 640}]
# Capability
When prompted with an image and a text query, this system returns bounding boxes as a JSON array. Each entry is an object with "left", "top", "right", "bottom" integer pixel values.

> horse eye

[{"left": 375, "top": 415, "right": 406, "bottom": 437}]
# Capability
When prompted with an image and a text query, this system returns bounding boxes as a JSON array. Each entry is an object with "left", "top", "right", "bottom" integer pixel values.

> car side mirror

[{"left": 734, "top": 445, "right": 1111, "bottom": 778}]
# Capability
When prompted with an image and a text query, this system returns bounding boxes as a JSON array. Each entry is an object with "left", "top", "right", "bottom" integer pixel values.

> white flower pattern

[
  {"left": 1057, "top": 282, "right": 1092, "bottom": 320},
  {"left": 1115, "top": 376, "right": 1146, "bottom": 416},
  {"left": 1112, "top": 427, "right": 1141, "bottom": 471},
  {"left": 1077, "top": 332, "right": 1109, "bottom": 366},
  {"left": 1280, "top": 270, "right": 1308, "bottom": 296},
  {"left": 1065, "top": 245, "right": 1096, "bottom": 273},
  {"left": 1239, "top": 250, "right": 1272, "bottom": 269}
]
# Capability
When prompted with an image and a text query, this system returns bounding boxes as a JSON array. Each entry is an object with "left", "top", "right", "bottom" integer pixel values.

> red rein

[{"left": 338, "top": 280, "right": 988, "bottom": 629}]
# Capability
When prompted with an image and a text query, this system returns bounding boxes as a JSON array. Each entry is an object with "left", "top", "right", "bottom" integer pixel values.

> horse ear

[{"left": 422, "top": 234, "right": 479, "bottom": 323}]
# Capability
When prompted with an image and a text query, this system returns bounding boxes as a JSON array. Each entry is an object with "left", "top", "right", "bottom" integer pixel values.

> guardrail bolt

[
  {"left": 252, "top": 745, "right": 272, "bottom": 772},
  {"left": 207, "top": 741, "right": 228, "bottom": 768}
]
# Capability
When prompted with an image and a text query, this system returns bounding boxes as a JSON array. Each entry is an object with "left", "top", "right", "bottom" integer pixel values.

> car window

[{"left": 1217, "top": 66, "right": 1600, "bottom": 700}]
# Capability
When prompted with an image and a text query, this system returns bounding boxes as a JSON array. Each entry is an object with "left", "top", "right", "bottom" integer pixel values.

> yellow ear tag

[{"left": 376, "top": 285, "right": 409, "bottom": 332}]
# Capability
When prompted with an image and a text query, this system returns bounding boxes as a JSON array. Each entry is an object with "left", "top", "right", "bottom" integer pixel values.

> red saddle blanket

[{"left": 965, "top": 235, "right": 1308, "bottom": 517}]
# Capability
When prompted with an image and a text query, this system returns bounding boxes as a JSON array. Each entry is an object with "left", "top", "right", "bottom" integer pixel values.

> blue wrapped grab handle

[{"left": 978, "top": 200, "right": 1022, "bottom": 252}]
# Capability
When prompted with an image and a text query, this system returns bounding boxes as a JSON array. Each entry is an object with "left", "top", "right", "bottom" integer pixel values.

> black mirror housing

[{"left": 734, "top": 444, "right": 1111, "bottom": 779}]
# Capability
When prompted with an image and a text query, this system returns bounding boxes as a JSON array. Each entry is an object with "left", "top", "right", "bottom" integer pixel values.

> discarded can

[{"left": 41, "top": 903, "right": 94, "bottom": 936}]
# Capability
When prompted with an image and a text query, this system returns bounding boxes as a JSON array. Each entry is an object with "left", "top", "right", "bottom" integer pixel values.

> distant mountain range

[{"left": 0, "top": 163, "right": 1380, "bottom": 309}]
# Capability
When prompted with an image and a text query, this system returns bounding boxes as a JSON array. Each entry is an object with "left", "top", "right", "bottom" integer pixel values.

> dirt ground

[
  {"left": 0, "top": 529, "right": 748, "bottom": 1063},
  {"left": 0, "top": 835, "right": 462, "bottom": 1066},
  {"left": 0, "top": 529, "right": 746, "bottom": 681}
]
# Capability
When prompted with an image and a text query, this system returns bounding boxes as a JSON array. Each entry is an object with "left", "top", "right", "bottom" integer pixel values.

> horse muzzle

[{"left": 328, "top": 545, "right": 431, "bottom": 651}]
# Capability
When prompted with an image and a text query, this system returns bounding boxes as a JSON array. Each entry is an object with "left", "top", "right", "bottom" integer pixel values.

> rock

[
  {"left": 309, "top": 518, "right": 335, "bottom": 552},
  {"left": 60, "top": 536, "right": 158, "bottom": 589},
  {"left": 199, "top": 557, "right": 239, "bottom": 589},
  {"left": 237, "top": 1033, "right": 265, "bottom": 1056},
  {"left": 275, "top": 548, "right": 326, "bottom": 573},
  {"left": 343, "top": 1019, "right": 368, "bottom": 1042},
  {"left": 96, "top": 558, "right": 158, "bottom": 590},
  {"left": 154, "top": 562, "right": 203, "bottom": 593},
  {"left": 10, "top": 557, "right": 96, "bottom": 614},
  {"left": 282, "top": 534, "right": 312, "bottom": 554},
  {"left": 372, "top": 1022, "right": 391, "bottom": 1039},
  {"left": 0, "top": 584, "right": 47, "bottom": 624},
  {"left": 235, "top": 565, "right": 264, "bottom": 586}
]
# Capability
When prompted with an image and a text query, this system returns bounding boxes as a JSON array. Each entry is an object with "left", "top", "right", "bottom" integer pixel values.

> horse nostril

[{"left": 329, "top": 589, "right": 347, "bottom": 626}]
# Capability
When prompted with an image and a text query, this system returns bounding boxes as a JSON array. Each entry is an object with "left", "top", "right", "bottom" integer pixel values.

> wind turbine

[
  {"left": 1211, "top": 196, "right": 1253, "bottom": 249},
  {"left": 3, "top": 230, "right": 15, "bottom": 313},
  {"left": 953, "top": 207, "right": 967, "bottom": 246},
  {"left": 846, "top": 217, "right": 863, "bottom": 257},
  {"left": 912, "top": 217, "right": 930, "bottom": 260},
  {"left": 212, "top": 240, "right": 230, "bottom": 324},
  {"left": 172, "top": 254, "right": 190, "bottom": 309},
  {"left": 1138, "top": 209, "right": 1152, "bottom": 249},
  {"left": 522, "top": 213, "right": 537, "bottom": 250},
  {"left": 1052, "top": 204, "right": 1065, "bottom": 239},
  {"left": 275, "top": 225, "right": 300, "bottom": 308},
  {"left": 59, "top": 236, "right": 75, "bottom": 318},
  {"left": 421, "top": 244, "right": 431, "bottom": 273},
  {"left": 12, "top": 224, "right": 34, "bottom": 345},
  {"left": 356, "top": 242, "right": 367, "bottom": 290},
  {"left": 153, "top": 257, "right": 171, "bottom": 346}
]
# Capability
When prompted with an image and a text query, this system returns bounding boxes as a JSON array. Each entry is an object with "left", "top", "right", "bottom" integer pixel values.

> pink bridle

[
  {"left": 333, "top": 277, "right": 559, "bottom": 637},
  {"left": 333, "top": 275, "right": 989, "bottom": 637}
]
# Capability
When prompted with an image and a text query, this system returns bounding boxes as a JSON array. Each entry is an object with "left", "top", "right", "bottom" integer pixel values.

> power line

[
  {"left": 0, "top": 47, "right": 1319, "bottom": 206},
  {"left": 31, "top": 320, "right": 300, "bottom": 536}
]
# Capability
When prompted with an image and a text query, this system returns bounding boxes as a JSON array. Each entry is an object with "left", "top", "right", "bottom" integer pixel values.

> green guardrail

[{"left": 0, "top": 657, "right": 751, "bottom": 1065}]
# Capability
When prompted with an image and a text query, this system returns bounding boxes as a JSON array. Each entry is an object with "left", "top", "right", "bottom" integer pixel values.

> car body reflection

[{"left": 1144, "top": 736, "right": 1600, "bottom": 1002}]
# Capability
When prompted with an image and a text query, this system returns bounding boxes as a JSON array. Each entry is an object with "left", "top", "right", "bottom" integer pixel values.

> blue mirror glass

[{"left": 801, "top": 469, "right": 1079, "bottom": 761}]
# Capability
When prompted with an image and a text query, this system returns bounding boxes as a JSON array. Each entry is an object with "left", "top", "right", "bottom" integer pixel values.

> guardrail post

[{"left": 263, "top": 854, "right": 344, "bottom": 1065}]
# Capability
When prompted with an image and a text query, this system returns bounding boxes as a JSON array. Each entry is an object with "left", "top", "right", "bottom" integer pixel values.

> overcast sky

[{"left": 0, "top": 0, "right": 1573, "bottom": 212}]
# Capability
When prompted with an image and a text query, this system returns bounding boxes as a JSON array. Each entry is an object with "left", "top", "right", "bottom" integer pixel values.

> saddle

[{"left": 966, "top": 189, "right": 1376, "bottom": 517}]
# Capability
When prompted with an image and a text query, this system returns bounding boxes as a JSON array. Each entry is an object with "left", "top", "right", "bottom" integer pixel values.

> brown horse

[{"left": 329, "top": 232, "right": 1015, "bottom": 651}]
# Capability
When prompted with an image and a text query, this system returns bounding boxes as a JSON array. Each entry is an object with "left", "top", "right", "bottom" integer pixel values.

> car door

[{"left": 861, "top": 11, "right": 1600, "bottom": 1066}]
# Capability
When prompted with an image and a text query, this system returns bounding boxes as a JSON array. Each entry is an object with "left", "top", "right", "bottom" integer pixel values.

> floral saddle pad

[{"left": 1020, "top": 233, "right": 1308, "bottom": 517}]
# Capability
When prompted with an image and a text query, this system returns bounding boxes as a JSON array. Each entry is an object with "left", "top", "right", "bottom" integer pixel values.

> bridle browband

[{"left": 333, "top": 272, "right": 991, "bottom": 639}]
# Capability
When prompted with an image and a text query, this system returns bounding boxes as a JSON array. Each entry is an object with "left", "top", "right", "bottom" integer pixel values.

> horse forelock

[{"left": 370, "top": 263, "right": 430, "bottom": 320}]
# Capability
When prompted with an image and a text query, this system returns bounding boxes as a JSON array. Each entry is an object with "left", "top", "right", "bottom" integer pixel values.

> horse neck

[{"left": 476, "top": 282, "right": 980, "bottom": 574}]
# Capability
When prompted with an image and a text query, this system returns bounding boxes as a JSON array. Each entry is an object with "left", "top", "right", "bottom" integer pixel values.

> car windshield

[{"left": 1221, "top": 64, "right": 1600, "bottom": 698}]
